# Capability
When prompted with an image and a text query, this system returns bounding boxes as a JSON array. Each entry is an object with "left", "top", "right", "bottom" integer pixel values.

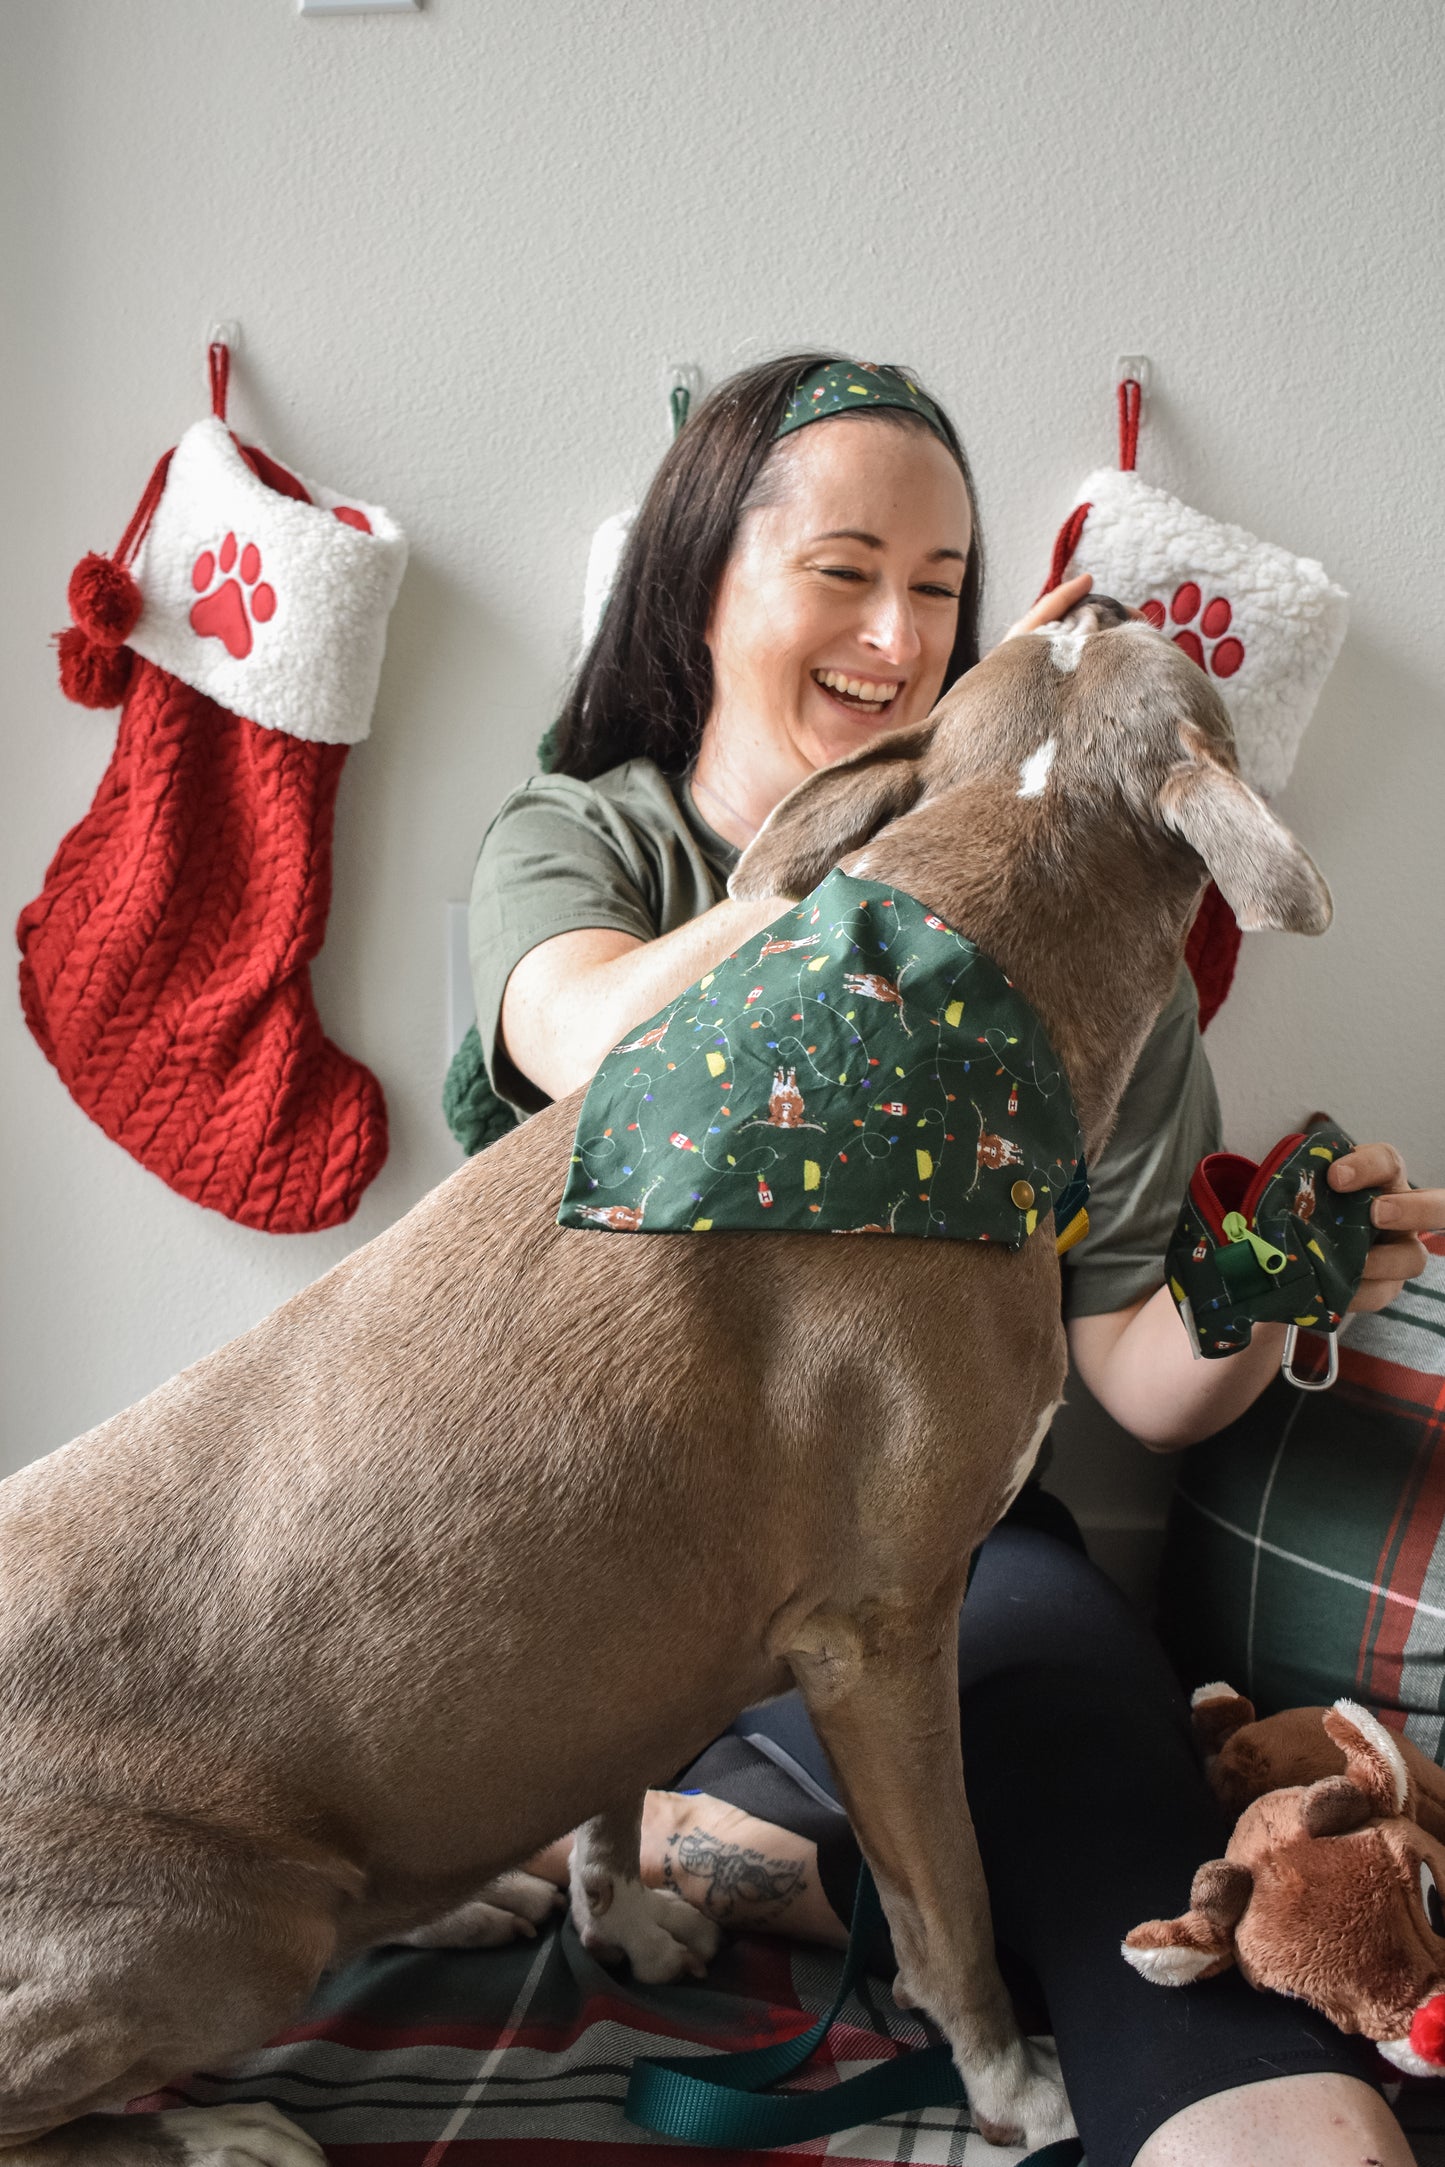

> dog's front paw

[
  {"left": 166, "top": 2100, "right": 328, "bottom": 2164},
  {"left": 571, "top": 1871, "right": 722, "bottom": 1983},
  {"left": 476, "top": 1868, "right": 567, "bottom": 1929},
  {"left": 967, "top": 2036, "right": 1075, "bottom": 2151},
  {"left": 401, "top": 1870, "right": 563, "bottom": 1950}
]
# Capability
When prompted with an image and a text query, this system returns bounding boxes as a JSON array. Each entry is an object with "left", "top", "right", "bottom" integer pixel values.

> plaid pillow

[{"left": 1159, "top": 1236, "right": 1445, "bottom": 1757}]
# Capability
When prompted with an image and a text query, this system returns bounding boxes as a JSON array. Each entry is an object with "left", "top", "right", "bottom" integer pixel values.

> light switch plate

[{"left": 299, "top": 0, "right": 419, "bottom": 15}]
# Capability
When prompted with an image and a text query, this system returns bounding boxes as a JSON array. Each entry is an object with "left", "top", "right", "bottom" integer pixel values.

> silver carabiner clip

[{"left": 1281, "top": 1324, "right": 1339, "bottom": 1392}]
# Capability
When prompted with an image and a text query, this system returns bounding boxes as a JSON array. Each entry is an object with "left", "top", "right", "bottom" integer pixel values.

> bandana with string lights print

[{"left": 557, "top": 870, "right": 1088, "bottom": 1249}]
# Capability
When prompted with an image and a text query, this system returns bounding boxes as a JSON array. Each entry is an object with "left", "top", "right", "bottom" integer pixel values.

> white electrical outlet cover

[{"left": 299, "top": 0, "right": 419, "bottom": 15}]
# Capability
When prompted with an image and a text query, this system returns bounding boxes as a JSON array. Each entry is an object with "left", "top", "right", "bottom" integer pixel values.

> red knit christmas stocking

[{"left": 17, "top": 348, "right": 408, "bottom": 1233}]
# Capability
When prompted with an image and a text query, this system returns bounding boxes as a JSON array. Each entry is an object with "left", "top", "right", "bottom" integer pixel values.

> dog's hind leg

[
  {"left": 569, "top": 1801, "right": 721, "bottom": 1983},
  {"left": 0, "top": 2100, "right": 323, "bottom": 2164},
  {"left": 787, "top": 1601, "right": 1076, "bottom": 2153},
  {"left": 0, "top": 1800, "right": 356, "bottom": 2167}
]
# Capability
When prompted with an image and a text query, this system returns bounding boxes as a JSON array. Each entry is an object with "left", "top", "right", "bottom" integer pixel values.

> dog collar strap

[{"left": 557, "top": 868, "right": 1085, "bottom": 1248}]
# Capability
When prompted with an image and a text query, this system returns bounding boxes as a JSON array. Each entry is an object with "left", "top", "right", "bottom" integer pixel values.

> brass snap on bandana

[{"left": 557, "top": 870, "right": 1087, "bottom": 1248}]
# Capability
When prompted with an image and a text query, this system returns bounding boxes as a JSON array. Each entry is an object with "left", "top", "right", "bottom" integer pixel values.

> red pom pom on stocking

[
  {"left": 57, "top": 624, "right": 136, "bottom": 709},
  {"left": 67, "top": 552, "right": 143, "bottom": 645}
]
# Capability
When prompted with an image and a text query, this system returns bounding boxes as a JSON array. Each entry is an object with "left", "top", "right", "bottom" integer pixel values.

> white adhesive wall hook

[
  {"left": 204, "top": 324, "right": 241, "bottom": 416},
  {"left": 664, "top": 362, "right": 703, "bottom": 438},
  {"left": 1115, "top": 353, "right": 1151, "bottom": 412}
]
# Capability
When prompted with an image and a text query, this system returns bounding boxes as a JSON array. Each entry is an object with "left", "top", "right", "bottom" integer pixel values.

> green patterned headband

[{"left": 776, "top": 361, "right": 951, "bottom": 447}]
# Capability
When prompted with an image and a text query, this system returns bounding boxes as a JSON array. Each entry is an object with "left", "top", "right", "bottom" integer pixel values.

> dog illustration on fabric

[
  {"left": 764, "top": 1067, "right": 824, "bottom": 1132},
  {"left": 757, "top": 933, "right": 822, "bottom": 960},
  {"left": 832, "top": 1195, "right": 909, "bottom": 1235},
  {"left": 572, "top": 1177, "right": 664, "bottom": 1232},
  {"left": 969, "top": 1100, "right": 1026, "bottom": 1193},
  {"left": 842, "top": 967, "right": 913, "bottom": 1037},
  {"left": 733, "top": 1067, "right": 826, "bottom": 1137}
]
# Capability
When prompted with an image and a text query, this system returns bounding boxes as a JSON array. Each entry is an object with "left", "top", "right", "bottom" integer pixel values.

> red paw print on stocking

[
  {"left": 190, "top": 533, "right": 276, "bottom": 660},
  {"left": 1139, "top": 584, "right": 1245, "bottom": 679}
]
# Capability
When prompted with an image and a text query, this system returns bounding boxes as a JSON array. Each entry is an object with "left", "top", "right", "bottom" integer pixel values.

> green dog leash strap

[
  {"left": 623, "top": 1863, "right": 1084, "bottom": 2162},
  {"left": 625, "top": 2036, "right": 962, "bottom": 2149}
]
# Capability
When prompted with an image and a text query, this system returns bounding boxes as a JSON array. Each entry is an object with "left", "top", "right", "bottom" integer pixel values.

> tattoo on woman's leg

[{"left": 664, "top": 1827, "right": 808, "bottom": 1920}]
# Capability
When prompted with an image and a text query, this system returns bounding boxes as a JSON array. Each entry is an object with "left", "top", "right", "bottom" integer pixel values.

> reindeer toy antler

[{"left": 1125, "top": 1686, "right": 1445, "bottom": 2074}]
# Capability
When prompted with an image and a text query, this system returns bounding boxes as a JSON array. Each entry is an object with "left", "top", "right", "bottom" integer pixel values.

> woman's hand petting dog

[{"left": 999, "top": 570, "right": 1096, "bottom": 646}]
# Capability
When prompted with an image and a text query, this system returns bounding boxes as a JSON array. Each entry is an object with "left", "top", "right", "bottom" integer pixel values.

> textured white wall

[{"left": 4, "top": 1, "right": 1441, "bottom": 1552}]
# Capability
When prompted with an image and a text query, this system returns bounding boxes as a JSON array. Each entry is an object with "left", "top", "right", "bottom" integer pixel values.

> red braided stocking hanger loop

[
  {"left": 208, "top": 337, "right": 230, "bottom": 421},
  {"left": 1117, "top": 373, "right": 1141, "bottom": 471},
  {"left": 1037, "top": 374, "right": 1241, "bottom": 1028}
]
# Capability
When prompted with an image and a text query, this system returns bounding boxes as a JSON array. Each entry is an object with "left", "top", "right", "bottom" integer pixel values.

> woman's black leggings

[{"left": 676, "top": 1496, "right": 1376, "bottom": 2167}]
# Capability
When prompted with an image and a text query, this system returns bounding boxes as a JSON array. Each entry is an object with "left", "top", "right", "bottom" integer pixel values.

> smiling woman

[
  {"left": 543, "top": 356, "right": 983, "bottom": 783},
  {"left": 696, "top": 419, "right": 972, "bottom": 812}
]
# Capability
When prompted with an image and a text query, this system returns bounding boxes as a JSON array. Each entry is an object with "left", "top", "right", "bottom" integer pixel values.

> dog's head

[{"left": 730, "top": 597, "right": 1331, "bottom": 941}]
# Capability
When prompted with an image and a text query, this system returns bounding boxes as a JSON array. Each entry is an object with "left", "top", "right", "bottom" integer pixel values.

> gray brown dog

[{"left": 0, "top": 600, "right": 1331, "bottom": 2162}]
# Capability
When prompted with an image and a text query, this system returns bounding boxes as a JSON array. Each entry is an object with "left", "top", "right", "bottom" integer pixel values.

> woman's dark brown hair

[{"left": 546, "top": 352, "right": 984, "bottom": 781}]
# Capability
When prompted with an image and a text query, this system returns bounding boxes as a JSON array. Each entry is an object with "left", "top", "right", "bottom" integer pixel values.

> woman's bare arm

[
  {"left": 500, "top": 894, "right": 787, "bottom": 1102},
  {"left": 1069, "top": 1142, "right": 1438, "bottom": 1451},
  {"left": 1067, "top": 1288, "right": 1289, "bottom": 1451}
]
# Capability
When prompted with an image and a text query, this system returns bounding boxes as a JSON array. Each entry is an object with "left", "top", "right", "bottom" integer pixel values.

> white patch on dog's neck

[
  {"left": 1034, "top": 624, "right": 1087, "bottom": 673},
  {"left": 1017, "top": 739, "right": 1057, "bottom": 798}
]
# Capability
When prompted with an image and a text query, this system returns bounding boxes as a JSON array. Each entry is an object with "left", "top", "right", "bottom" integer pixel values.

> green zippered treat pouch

[{"left": 1166, "top": 1123, "right": 1377, "bottom": 1362}]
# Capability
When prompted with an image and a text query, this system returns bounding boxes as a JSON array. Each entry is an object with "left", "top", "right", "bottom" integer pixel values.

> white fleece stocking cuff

[{"left": 129, "top": 417, "right": 408, "bottom": 744}]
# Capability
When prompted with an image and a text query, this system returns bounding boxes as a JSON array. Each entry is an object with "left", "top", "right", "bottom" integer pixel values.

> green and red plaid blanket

[
  {"left": 1161, "top": 1234, "right": 1445, "bottom": 1752},
  {"left": 140, "top": 1922, "right": 1024, "bottom": 2164}
]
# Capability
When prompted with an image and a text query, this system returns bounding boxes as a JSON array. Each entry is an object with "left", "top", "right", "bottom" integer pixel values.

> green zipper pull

[{"left": 1222, "top": 1210, "right": 1287, "bottom": 1275}]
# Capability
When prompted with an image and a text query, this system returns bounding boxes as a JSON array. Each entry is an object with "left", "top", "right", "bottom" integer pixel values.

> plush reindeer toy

[{"left": 1125, "top": 1686, "right": 1445, "bottom": 2076}]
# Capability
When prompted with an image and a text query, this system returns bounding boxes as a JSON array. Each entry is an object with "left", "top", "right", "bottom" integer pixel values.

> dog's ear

[
  {"left": 1122, "top": 1859, "right": 1252, "bottom": 1985},
  {"left": 1158, "top": 722, "right": 1331, "bottom": 934},
  {"left": 729, "top": 722, "right": 935, "bottom": 902}
]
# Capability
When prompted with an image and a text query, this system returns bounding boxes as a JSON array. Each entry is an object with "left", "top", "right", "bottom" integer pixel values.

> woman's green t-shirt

[{"left": 465, "top": 757, "right": 1222, "bottom": 1320}]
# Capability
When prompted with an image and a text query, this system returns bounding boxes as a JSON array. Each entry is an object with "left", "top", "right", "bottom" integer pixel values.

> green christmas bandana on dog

[{"left": 557, "top": 870, "right": 1086, "bottom": 1247}]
